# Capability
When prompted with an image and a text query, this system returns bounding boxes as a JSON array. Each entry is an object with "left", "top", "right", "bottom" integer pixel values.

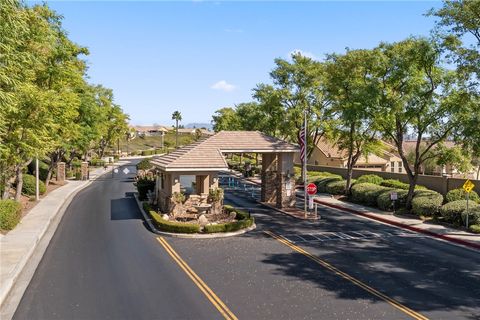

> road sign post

[
  {"left": 463, "top": 179, "right": 475, "bottom": 228},
  {"left": 306, "top": 183, "right": 317, "bottom": 216},
  {"left": 390, "top": 191, "right": 398, "bottom": 214}
]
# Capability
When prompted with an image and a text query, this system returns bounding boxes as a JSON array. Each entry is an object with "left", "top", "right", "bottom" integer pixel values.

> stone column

[
  {"left": 81, "top": 162, "right": 89, "bottom": 180},
  {"left": 195, "top": 175, "right": 209, "bottom": 195},
  {"left": 209, "top": 173, "right": 219, "bottom": 190},
  {"left": 56, "top": 162, "right": 66, "bottom": 182},
  {"left": 261, "top": 153, "right": 278, "bottom": 204},
  {"left": 276, "top": 153, "right": 296, "bottom": 208}
]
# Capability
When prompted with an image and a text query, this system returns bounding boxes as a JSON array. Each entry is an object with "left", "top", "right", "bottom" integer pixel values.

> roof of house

[
  {"left": 151, "top": 131, "right": 299, "bottom": 171},
  {"left": 314, "top": 137, "right": 400, "bottom": 164},
  {"left": 176, "top": 128, "right": 214, "bottom": 135},
  {"left": 402, "top": 140, "right": 456, "bottom": 152},
  {"left": 132, "top": 125, "right": 170, "bottom": 132}
]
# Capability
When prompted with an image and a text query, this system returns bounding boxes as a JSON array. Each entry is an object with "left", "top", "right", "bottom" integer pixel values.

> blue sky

[{"left": 33, "top": 1, "right": 442, "bottom": 126}]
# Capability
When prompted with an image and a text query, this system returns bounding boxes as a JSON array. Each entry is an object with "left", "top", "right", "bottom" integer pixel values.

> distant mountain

[{"left": 185, "top": 123, "right": 213, "bottom": 130}]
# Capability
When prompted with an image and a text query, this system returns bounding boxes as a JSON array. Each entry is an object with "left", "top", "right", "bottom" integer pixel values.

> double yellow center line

[
  {"left": 264, "top": 230, "right": 429, "bottom": 320},
  {"left": 156, "top": 237, "right": 238, "bottom": 320}
]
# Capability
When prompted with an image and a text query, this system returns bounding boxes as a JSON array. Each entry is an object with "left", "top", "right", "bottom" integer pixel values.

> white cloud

[
  {"left": 289, "top": 49, "right": 316, "bottom": 60},
  {"left": 211, "top": 80, "right": 236, "bottom": 92}
]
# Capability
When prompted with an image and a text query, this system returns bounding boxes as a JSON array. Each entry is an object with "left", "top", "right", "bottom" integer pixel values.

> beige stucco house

[{"left": 299, "top": 137, "right": 403, "bottom": 173}]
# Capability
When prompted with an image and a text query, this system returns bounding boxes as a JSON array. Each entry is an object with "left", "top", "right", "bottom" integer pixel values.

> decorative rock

[
  {"left": 198, "top": 214, "right": 209, "bottom": 226},
  {"left": 162, "top": 214, "right": 169, "bottom": 221}
]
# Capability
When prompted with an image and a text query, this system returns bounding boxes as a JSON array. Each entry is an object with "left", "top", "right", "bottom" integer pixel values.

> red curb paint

[{"left": 313, "top": 199, "right": 480, "bottom": 251}]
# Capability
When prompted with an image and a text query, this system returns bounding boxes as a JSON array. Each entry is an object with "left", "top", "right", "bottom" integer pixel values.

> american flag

[{"left": 299, "top": 125, "right": 306, "bottom": 164}]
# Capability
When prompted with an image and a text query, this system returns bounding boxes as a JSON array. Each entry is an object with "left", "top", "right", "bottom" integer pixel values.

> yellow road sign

[{"left": 463, "top": 179, "right": 475, "bottom": 193}]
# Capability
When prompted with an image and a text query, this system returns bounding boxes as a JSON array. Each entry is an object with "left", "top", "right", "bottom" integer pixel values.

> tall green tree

[
  {"left": 373, "top": 37, "right": 466, "bottom": 208},
  {"left": 172, "top": 110, "right": 182, "bottom": 148},
  {"left": 212, "top": 107, "right": 240, "bottom": 132},
  {"left": 324, "top": 49, "right": 383, "bottom": 194},
  {"left": 253, "top": 53, "right": 328, "bottom": 153}
]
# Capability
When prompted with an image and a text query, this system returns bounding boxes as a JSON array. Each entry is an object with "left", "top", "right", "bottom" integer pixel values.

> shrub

[
  {"left": 351, "top": 183, "right": 391, "bottom": 206},
  {"left": 440, "top": 200, "right": 479, "bottom": 225},
  {"left": 380, "top": 179, "right": 427, "bottom": 190},
  {"left": 204, "top": 218, "right": 254, "bottom": 233},
  {"left": 28, "top": 161, "right": 50, "bottom": 181},
  {"left": 21, "top": 174, "right": 46, "bottom": 196},
  {"left": 469, "top": 224, "right": 480, "bottom": 234},
  {"left": 136, "top": 158, "right": 153, "bottom": 170},
  {"left": 0, "top": 199, "right": 22, "bottom": 230},
  {"left": 149, "top": 210, "right": 200, "bottom": 233},
  {"left": 141, "top": 149, "right": 155, "bottom": 156},
  {"left": 411, "top": 191, "right": 444, "bottom": 217},
  {"left": 377, "top": 189, "right": 408, "bottom": 211},
  {"left": 357, "top": 174, "right": 383, "bottom": 185},
  {"left": 315, "top": 176, "right": 343, "bottom": 193},
  {"left": 446, "top": 188, "right": 480, "bottom": 203},
  {"left": 135, "top": 177, "right": 155, "bottom": 200},
  {"left": 325, "top": 180, "right": 347, "bottom": 195},
  {"left": 90, "top": 158, "right": 105, "bottom": 167},
  {"left": 461, "top": 206, "right": 480, "bottom": 227}
]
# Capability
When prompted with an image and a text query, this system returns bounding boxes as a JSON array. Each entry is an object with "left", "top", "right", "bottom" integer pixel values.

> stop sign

[{"left": 306, "top": 183, "right": 317, "bottom": 195}]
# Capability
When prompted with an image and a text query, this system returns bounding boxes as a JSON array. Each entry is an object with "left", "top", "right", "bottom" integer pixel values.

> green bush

[
  {"left": 141, "top": 149, "right": 155, "bottom": 156},
  {"left": 204, "top": 218, "right": 254, "bottom": 233},
  {"left": 135, "top": 177, "right": 155, "bottom": 200},
  {"left": 28, "top": 161, "right": 50, "bottom": 181},
  {"left": 461, "top": 206, "right": 480, "bottom": 227},
  {"left": 377, "top": 189, "right": 408, "bottom": 211},
  {"left": 357, "top": 174, "right": 383, "bottom": 185},
  {"left": 411, "top": 191, "right": 444, "bottom": 217},
  {"left": 21, "top": 174, "right": 46, "bottom": 196},
  {"left": 89, "top": 158, "right": 105, "bottom": 167},
  {"left": 380, "top": 179, "right": 427, "bottom": 190},
  {"left": 325, "top": 180, "right": 347, "bottom": 195},
  {"left": 351, "top": 183, "right": 391, "bottom": 206},
  {"left": 136, "top": 158, "right": 153, "bottom": 170},
  {"left": 469, "top": 224, "right": 480, "bottom": 234},
  {"left": 149, "top": 210, "right": 200, "bottom": 233},
  {"left": 315, "top": 176, "right": 343, "bottom": 193},
  {"left": 440, "top": 200, "right": 479, "bottom": 225},
  {"left": 446, "top": 188, "right": 480, "bottom": 203},
  {"left": 0, "top": 199, "right": 22, "bottom": 230}
]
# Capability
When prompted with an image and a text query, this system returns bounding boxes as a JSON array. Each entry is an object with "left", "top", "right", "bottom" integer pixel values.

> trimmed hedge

[
  {"left": 204, "top": 218, "right": 254, "bottom": 233},
  {"left": 28, "top": 161, "right": 49, "bottom": 181},
  {"left": 469, "top": 224, "right": 480, "bottom": 234},
  {"left": 144, "top": 203, "right": 200, "bottom": 233},
  {"left": 325, "top": 180, "right": 348, "bottom": 195},
  {"left": 380, "top": 179, "right": 427, "bottom": 190},
  {"left": 446, "top": 188, "right": 480, "bottom": 203},
  {"left": 461, "top": 206, "right": 480, "bottom": 227},
  {"left": 411, "top": 190, "right": 444, "bottom": 217},
  {"left": 136, "top": 158, "right": 153, "bottom": 171},
  {"left": 22, "top": 174, "right": 46, "bottom": 196},
  {"left": 351, "top": 183, "right": 392, "bottom": 206},
  {"left": 440, "top": 200, "right": 479, "bottom": 225},
  {"left": 357, "top": 174, "right": 383, "bottom": 185},
  {"left": 90, "top": 158, "right": 105, "bottom": 167},
  {"left": 377, "top": 189, "right": 408, "bottom": 211},
  {"left": 141, "top": 149, "right": 155, "bottom": 156},
  {"left": 315, "top": 176, "right": 343, "bottom": 193},
  {"left": 0, "top": 199, "right": 22, "bottom": 230}
]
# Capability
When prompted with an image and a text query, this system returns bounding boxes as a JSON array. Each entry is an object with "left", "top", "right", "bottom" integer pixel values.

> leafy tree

[
  {"left": 373, "top": 37, "right": 466, "bottom": 209},
  {"left": 324, "top": 49, "right": 383, "bottom": 194},
  {"left": 211, "top": 107, "right": 240, "bottom": 132},
  {"left": 253, "top": 53, "right": 328, "bottom": 153},
  {"left": 172, "top": 110, "right": 182, "bottom": 148}
]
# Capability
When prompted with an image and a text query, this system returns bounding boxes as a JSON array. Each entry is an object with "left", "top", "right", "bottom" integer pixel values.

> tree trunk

[
  {"left": 476, "top": 166, "right": 480, "bottom": 180},
  {"left": 405, "top": 171, "right": 418, "bottom": 210},
  {"left": 175, "top": 120, "right": 179, "bottom": 148},
  {"left": 14, "top": 165, "right": 23, "bottom": 202},
  {"left": 345, "top": 163, "right": 354, "bottom": 196}
]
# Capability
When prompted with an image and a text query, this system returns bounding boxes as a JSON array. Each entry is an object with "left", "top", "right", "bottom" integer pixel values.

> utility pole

[{"left": 303, "top": 109, "right": 308, "bottom": 217}]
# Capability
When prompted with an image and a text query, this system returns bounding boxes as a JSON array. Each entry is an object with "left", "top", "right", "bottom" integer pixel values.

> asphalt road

[{"left": 13, "top": 161, "right": 480, "bottom": 320}]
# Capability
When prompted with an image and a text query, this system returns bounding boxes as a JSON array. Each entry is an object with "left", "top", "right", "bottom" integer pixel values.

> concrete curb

[
  {"left": 259, "top": 202, "right": 320, "bottom": 221},
  {"left": 0, "top": 165, "right": 116, "bottom": 313},
  {"left": 133, "top": 193, "right": 256, "bottom": 239},
  {"left": 313, "top": 198, "right": 480, "bottom": 251}
]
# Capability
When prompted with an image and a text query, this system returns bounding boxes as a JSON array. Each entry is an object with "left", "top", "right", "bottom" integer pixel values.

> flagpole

[{"left": 303, "top": 109, "right": 307, "bottom": 218}]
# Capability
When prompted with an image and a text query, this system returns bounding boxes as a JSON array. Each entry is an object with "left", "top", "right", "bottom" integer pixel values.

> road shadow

[{"left": 110, "top": 192, "right": 142, "bottom": 221}]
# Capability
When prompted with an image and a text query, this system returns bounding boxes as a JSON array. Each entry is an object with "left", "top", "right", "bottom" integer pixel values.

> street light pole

[
  {"left": 35, "top": 158, "right": 39, "bottom": 201},
  {"left": 303, "top": 109, "right": 308, "bottom": 218}
]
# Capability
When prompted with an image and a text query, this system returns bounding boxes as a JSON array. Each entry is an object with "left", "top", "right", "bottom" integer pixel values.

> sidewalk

[
  {"left": 0, "top": 164, "right": 120, "bottom": 310},
  {"left": 313, "top": 193, "right": 480, "bottom": 250}
]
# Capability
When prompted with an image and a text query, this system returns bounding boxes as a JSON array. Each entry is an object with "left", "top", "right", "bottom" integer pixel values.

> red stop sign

[{"left": 306, "top": 183, "right": 317, "bottom": 195}]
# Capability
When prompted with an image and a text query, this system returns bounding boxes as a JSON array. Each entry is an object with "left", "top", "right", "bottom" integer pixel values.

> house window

[
  {"left": 315, "top": 160, "right": 319, "bottom": 165},
  {"left": 398, "top": 161, "right": 403, "bottom": 167},
  {"left": 398, "top": 167, "right": 402, "bottom": 173}
]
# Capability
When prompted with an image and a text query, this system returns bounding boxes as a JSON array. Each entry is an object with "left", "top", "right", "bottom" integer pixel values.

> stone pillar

[
  {"left": 261, "top": 153, "right": 278, "bottom": 204},
  {"left": 195, "top": 175, "right": 209, "bottom": 195},
  {"left": 56, "top": 162, "right": 66, "bottom": 182},
  {"left": 171, "top": 173, "right": 181, "bottom": 194},
  {"left": 209, "top": 173, "right": 219, "bottom": 190},
  {"left": 276, "top": 153, "right": 296, "bottom": 208},
  {"left": 81, "top": 162, "right": 89, "bottom": 180}
]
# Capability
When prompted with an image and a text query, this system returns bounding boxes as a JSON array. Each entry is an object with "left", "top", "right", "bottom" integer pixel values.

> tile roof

[{"left": 151, "top": 131, "right": 299, "bottom": 171}]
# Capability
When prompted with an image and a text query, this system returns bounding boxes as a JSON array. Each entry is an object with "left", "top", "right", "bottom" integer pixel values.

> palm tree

[{"left": 172, "top": 110, "right": 182, "bottom": 148}]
